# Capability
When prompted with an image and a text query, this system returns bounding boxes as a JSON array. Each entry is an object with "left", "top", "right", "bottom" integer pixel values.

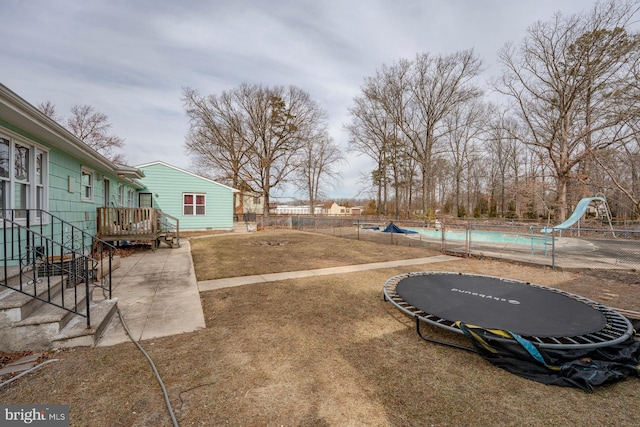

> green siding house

[
  {"left": 0, "top": 83, "right": 238, "bottom": 350},
  {"left": 1, "top": 83, "right": 153, "bottom": 349},
  {"left": 1, "top": 83, "right": 144, "bottom": 254},
  {"left": 136, "top": 161, "right": 237, "bottom": 231}
]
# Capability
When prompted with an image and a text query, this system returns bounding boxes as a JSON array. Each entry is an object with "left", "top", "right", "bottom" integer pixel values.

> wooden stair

[{"left": 158, "top": 231, "right": 180, "bottom": 248}]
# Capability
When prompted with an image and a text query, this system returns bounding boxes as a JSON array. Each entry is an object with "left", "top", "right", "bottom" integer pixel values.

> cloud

[{"left": 1, "top": 0, "right": 592, "bottom": 197}]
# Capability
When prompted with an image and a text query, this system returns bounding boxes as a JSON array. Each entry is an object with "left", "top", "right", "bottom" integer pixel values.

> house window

[
  {"left": 253, "top": 197, "right": 261, "bottom": 205},
  {"left": 0, "top": 135, "right": 49, "bottom": 221},
  {"left": 183, "top": 193, "right": 205, "bottom": 215},
  {"left": 127, "top": 189, "right": 135, "bottom": 207},
  {"left": 117, "top": 184, "right": 124, "bottom": 206},
  {"left": 0, "top": 138, "right": 8, "bottom": 179},
  {"left": 103, "top": 178, "right": 110, "bottom": 207},
  {"left": 14, "top": 143, "right": 30, "bottom": 218},
  {"left": 81, "top": 167, "right": 94, "bottom": 201},
  {"left": 35, "top": 151, "right": 45, "bottom": 218},
  {"left": 139, "top": 192, "right": 153, "bottom": 208}
]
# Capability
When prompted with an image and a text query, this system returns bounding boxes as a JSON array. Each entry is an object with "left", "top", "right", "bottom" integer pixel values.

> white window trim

[
  {"left": 183, "top": 193, "right": 206, "bottom": 216},
  {"left": 81, "top": 166, "right": 94, "bottom": 202},
  {"left": 0, "top": 131, "right": 49, "bottom": 224},
  {"left": 117, "top": 183, "right": 124, "bottom": 206}
]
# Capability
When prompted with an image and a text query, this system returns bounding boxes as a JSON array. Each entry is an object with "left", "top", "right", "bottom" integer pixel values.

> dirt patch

[{"left": 251, "top": 240, "right": 295, "bottom": 246}]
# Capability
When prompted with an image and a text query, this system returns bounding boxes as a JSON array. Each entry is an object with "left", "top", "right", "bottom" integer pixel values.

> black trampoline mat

[{"left": 395, "top": 274, "right": 607, "bottom": 338}]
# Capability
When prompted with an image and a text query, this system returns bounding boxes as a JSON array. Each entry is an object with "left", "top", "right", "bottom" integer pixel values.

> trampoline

[{"left": 383, "top": 272, "right": 634, "bottom": 350}]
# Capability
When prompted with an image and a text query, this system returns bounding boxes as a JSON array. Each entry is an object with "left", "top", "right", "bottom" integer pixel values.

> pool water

[{"left": 407, "top": 228, "right": 548, "bottom": 247}]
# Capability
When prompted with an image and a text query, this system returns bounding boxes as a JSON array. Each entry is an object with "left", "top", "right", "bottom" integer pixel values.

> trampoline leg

[{"left": 415, "top": 317, "right": 476, "bottom": 353}]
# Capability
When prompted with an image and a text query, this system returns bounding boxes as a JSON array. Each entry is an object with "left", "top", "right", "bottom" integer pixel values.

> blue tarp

[{"left": 381, "top": 222, "right": 418, "bottom": 234}]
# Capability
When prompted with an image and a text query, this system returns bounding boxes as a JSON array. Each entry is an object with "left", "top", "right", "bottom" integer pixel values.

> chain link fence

[{"left": 256, "top": 215, "right": 640, "bottom": 271}]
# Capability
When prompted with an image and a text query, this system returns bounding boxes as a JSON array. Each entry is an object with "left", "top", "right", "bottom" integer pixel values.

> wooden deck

[{"left": 96, "top": 207, "right": 179, "bottom": 248}]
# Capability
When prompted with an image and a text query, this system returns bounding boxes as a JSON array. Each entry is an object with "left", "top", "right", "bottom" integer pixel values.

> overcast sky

[{"left": 2, "top": 0, "right": 593, "bottom": 200}]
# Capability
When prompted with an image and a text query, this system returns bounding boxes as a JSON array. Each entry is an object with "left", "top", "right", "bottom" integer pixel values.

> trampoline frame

[{"left": 383, "top": 271, "right": 634, "bottom": 350}]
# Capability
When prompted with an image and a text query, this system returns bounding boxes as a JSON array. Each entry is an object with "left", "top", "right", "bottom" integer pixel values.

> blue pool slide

[{"left": 541, "top": 197, "right": 605, "bottom": 233}]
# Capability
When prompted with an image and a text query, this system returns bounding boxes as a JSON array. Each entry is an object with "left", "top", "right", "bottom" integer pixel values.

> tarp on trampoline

[
  {"left": 381, "top": 222, "right": 418, "bottom": 234},
  {"left": 458, "top": 322, "right": 640, "bottom": 391}
]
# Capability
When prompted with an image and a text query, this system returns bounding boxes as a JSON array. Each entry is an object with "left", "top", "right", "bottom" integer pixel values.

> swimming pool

[{"left": 407, "top": 228, "right": 548, "bottom": 247}]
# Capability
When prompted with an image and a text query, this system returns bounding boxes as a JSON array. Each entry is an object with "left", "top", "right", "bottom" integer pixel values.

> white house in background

[
  {"left": 235, "top": 190, "right": 264, "bottom": 216},
  {"left": 269, "top": 202, "right": 361, "bottom": 216},
  {"left": 272, "top": 204, "right": 323, "bottom": 215},
  {"left": 322, "top": 202, "right": 351, "bottom": 216}
]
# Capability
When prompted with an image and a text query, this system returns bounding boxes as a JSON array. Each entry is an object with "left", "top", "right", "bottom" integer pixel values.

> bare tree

[
  {"left": 347, "top": 100, "right": 413, "bottom": 218},
  {"left": 588, "top": 131, "right": 640, "bottom": 216},
  {"left": 183, "top": 87, "right": 249, "bottom": 192},
  {"left": 495, "top": 0, "right": 640, "bottom": 219},
  {"left": 353, "top": 52, "right": 484, "bottom": 214},
  {"left": 346, "top": 89, "right": 395, "bottom": 214},
  {"left": 184, "top": 84, "right": 328, "bottom": 219},
  {"left": 38, "top": 102, "right": 126, "bottom": 163},
  {"left": 36, "top": 100, "right": 61, "bottom": 122},
  {"left": 347, "top": 51, "right": 483, "bottom": 216},
  {"left": 406, "top": 51, "right": 484, "bottom": 213},
  {"left": 485, "top": 108, "right": 527, "bottom": 216},
  {"left": 296, "top": 130, "right": 344, "bottom": 212},
  {"left": 444, "top": 100, "right": 486, "bottom": 217}
]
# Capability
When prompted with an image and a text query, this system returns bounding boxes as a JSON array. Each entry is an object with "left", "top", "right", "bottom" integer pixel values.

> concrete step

[
  {"left": 1, "top": 264, "right": 36, "bottom": 287},
  {"left": 0, "top": 284, "right": 95, "bottom": 351},
  {"left": 0, "top": 275, "right": 65, "bottom": 322},
  {"left": 14, "top": 284, "right": 93, "bottom": 331},
  {"left": 53, "top": 298, "right": 119, "bottom": 349}
]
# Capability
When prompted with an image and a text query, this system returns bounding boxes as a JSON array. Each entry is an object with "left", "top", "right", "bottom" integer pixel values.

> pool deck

[{"left": 404, "top": 232, "right": 638, "bottom": 271}]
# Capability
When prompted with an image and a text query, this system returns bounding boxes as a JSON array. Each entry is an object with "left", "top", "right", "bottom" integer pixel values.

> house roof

[
  {"left": 135, "top": 160, "right": 239, "bottom": 192},
  {"left": 114, "top": 163, "right": 145, "bottom": 179},
  {"left": 0, "top": 83, "right": 143, "bottom": 180}
]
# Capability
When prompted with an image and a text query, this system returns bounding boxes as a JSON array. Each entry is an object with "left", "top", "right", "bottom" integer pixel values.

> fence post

[
  {"left": 552, "top": 229, "right": 556, "bottom": 269},
  {"left": 466, "top": 222, "right": 470, "bottom": 257},
  {"left": 530, "top": 226, "right": 534, "bottom": 255}
]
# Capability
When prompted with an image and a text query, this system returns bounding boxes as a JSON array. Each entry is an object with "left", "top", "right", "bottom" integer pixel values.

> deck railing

[
  {"left": 97, "top": 207, "right": 159, "bottom": 240},
  {"left": 158, "top": 210, "right": 180, "bottom": 246},
  {"left": 97, "top": 207, "right": 179, "bottom": 248}
]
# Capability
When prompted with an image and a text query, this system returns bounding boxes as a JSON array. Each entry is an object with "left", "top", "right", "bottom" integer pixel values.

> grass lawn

[{"left": 1, "top": 229, "right": 639, "bottom": 426}]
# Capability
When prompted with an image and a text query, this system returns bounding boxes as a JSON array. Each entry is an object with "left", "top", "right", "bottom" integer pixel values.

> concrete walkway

[
  {"left": 98, "top": 240, "right": 206, "bottom": 346},
  {"left": 198, "top": 255, "right": 461, "bottom": 291},
  {"left": 97, "top": 241, "right": 460, "bottom": 346}
]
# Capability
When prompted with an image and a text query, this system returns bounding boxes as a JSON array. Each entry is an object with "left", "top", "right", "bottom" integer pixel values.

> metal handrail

[
  {"left": 1, "top": 209, "right": 116, "bottom": 327},
  {"left": 158, "top": 210, "right": 180, "bottom": 245},
  {"left": 2, "top": 217, "right": 91, "bottom": 326},
  {"left": 34, "top": 209, "right": 115, "bottom": 300}
]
